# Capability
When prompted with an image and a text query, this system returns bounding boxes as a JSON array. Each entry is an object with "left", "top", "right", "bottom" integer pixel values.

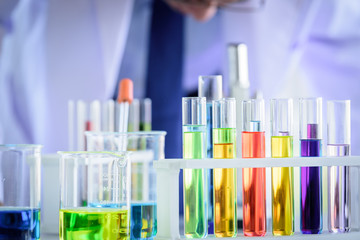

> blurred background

[{"left": 0, "top": 0, "right": 359, "bottom": 156}]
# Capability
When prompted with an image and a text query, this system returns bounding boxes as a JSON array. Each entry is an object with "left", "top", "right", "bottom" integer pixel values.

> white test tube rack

[{"left": 154, "top": 156, "right": 360, "bottom": 240}]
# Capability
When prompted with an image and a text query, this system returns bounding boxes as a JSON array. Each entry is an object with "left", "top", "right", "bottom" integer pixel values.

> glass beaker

[
  {"left": 58, "top": 151, "right": 131, "bottom": 240},
  {"left": 0, "top": 144, "right": 42, "bottom": 240},
  {"left": 85, "top": 131, "right": 166, "bottom": 240}
]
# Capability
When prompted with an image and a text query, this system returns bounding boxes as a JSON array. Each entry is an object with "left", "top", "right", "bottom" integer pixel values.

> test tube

[
  {"left": 128, "top": 99, "right": 140, "bottom": 132},
  {"left": 212, "top": 98, "right": 237, "bottom": 237},
  {"left": 198, "top": 75, "right": 222, "bottom": 234},
  {"left": 242, "top": 99, "right": 266, "bottom": 236},
  {"left": 327, "top": 100, "right": 351, "bottom": 233},
  {"left": 270, "top": 99, "right": 294, "bottom": 236},
  {"left": 140, "top": 98, "right": 152, "bottom": 131},
  {"left": 299, "top": 97, "right": 323, "bottom": 234},
  {"left": 182, "top": 97, "right": 208, "bottom": 238}
]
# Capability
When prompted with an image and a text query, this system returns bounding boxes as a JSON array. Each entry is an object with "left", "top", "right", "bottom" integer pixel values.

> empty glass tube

[{"left": 327, "top": 100, "right": 351, "bottom": 233}]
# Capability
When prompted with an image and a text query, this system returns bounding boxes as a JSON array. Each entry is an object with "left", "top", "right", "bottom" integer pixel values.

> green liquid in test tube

[{"left": 183, "top": 97, "right": 207, "bottom": 238}]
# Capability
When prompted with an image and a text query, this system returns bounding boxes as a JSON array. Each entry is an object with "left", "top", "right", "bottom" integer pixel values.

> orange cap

[{"left": 117, "top": 78, "right": 133, "bottom": 103}]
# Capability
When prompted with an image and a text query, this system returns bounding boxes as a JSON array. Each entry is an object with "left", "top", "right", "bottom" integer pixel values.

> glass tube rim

[
  {"left": 57, "top": 151, "right": 129, "bottom": 159},
  {"left": 242, "top": 98, "right": 265, "bottom": 132},
  {"left": 213, "top": 97, "right": 236, "bottom": 104},
  {"left": 213, "top": 97, "right": 236, "bottom": 129},
  {"left": 242, "top": 98, "right": 264, "bottom": 104},
  {"left": 299, "top": 97, "right": 322, "bottom": 102},
  {"left": 85, "top": 130, "right": 167, "bottom": 138},
  {"left": 182, "top": 96, "right": 206, "bottom": 125},
  {"left": 270, "top": 97, "right": 293, "bottom": 102},
  {"left": 270, "top": 98, "right": 293, "bottom": 136},
  {"left": 327, "top": 99, "right": 351, "bottom": 145},
  {"left": 327, "top": 99, "right": 351, "bottom": 104}
]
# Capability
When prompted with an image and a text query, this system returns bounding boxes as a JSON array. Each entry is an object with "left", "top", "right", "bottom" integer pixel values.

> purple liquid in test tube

[{"left": 300, "top": 123, "right": 322, "bottom": 234}]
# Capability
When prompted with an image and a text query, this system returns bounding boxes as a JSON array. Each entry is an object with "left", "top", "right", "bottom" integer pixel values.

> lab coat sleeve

[
  {"left": 0, "top": 0, "right": 19, "bottom": 51},
  {"left": 42, "top": 0, "right": 134, "bottom": 152},
  {"left": 0, "top": 0, "right": 19, "bottom": 23},
  {"left": 93, "top": 0, "right": 134, "bottom": 95}
]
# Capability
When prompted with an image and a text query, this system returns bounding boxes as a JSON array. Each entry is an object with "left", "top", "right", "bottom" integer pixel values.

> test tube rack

[{"left": 154, "top": 156, "right": 360, "bottom": 240}]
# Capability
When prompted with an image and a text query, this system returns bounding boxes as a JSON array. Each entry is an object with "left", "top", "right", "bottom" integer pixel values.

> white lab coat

[
  {"left": 1, "top": 0, "right": 360, "bottom": 154},
  {"left": 0, "top": 0, "right": 133, "bottom": 153}
]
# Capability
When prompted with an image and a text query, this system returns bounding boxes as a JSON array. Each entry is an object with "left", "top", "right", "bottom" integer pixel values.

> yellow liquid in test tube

[
  {"left": 271, "top": 136, "right": 294, "bottom": 236},
  {"left": 213, "top": 128, "right": 237, "bottom": 237}
]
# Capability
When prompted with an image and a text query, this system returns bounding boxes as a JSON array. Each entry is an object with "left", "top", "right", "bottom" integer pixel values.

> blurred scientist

[
  {"left": 119, "top": 0, "right": 360, "bottom": 155},
  {"left": 0, "top": 0, "right": 234, "bottom": 155}
]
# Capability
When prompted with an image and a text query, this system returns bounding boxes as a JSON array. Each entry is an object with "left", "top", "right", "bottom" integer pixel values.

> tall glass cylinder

[
  {"left": 58, "top": 151, "right": 131, "bottom": 240},
  {"left": 0, "top": 144, "right": 42, "bottom": 240},
  {"left": 182, "top": 97, "right": 207, "bottom": 238},
  {"left": 198, "top": 75, "right": 222, "bottom": 234},
  {"left": 299, "top": 97, "right": 323, "bottom": 234},
  {"left": 242, "top": 99, "right": 266, "bottom": 236},
  {"left": 327, "top": 100, "right": 351, "bottom": 233},
  {"left": 270, "top": 99, "right": 294, "bottom": 236},
  {"left": 212, "top": 98, "right": 237, "bottom": 237}
]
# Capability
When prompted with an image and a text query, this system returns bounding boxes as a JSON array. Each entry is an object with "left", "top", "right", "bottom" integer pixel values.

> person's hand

[{"left": 165, "top": 0, "right": 237, "bottom": 22}]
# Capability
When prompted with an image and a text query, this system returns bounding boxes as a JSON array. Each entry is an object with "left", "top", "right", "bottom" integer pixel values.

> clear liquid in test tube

[{"left": 327, "top": 100, "right": 351, "bottom": 233}]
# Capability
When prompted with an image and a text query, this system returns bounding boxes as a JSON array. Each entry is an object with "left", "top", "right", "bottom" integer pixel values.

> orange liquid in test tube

[{"left": 242, "top": 131, "right": 266, "bottom": 236}]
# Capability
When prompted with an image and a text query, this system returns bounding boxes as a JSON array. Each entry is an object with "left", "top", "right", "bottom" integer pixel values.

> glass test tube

[
  {"left": 242, "top": 99, "right": 266, "bottom": 236},
  {"left": 327, "top": 100, "right": 351, "bottom": 233},
  {"left": 182, "top": 97, "right": 208, "bottom": 238},
  {"left": 299, "top": 97, "right": 323, "bottom": 234},
  {"left": 212, "top": 98, "right": 237, "bottom": 237},
  {"left": 198, "top": 75, "right": 222, "bottom": 234},
  {"left": 140, "top": 98, "right": 152, "bottom": 131},
  {"left": 270, "top": 99, "right": 294, "bottom": 236}
]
